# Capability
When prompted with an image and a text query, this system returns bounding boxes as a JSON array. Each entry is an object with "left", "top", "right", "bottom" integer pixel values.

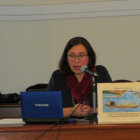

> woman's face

[{"left": 67, "top": 44, "right": 89, "bottom": 75}]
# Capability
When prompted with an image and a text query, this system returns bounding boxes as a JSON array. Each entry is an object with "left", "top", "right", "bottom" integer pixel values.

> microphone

[
  {"left": 81, "top": 65, "right": 98, "bottom": 124},
  {"left": 80, "top": 65, "right": 98, "bottom": 77}
]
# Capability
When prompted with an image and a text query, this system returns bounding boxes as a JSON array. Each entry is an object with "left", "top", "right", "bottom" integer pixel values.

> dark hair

[{"left": 59, "top": 37, "right": 96, "bottom": 74}]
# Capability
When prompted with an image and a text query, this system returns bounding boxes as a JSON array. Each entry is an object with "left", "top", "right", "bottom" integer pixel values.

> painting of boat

[
  {"left": 105, "top": 100, "right": 140, "bottom": 108},
  {"left": 103, "top": 90, "right": 140, "bottom": 112}
]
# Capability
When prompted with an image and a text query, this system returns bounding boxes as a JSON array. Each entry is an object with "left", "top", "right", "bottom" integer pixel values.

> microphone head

[{"left": 80, "top": 65, "right": 87, "bottom": 72}]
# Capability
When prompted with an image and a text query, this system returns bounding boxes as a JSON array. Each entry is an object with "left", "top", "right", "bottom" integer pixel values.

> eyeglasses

[{"left": 67, "top": 54, "right": 88, "bottom": 61}]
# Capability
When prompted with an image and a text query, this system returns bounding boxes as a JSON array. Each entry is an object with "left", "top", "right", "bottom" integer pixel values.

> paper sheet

[{"left": 0, "top": 118, "right": 25, "bottom": 125}]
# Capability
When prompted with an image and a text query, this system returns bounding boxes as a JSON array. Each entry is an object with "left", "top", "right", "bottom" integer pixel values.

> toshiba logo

[{"left": 34, "top": 104, "right": 49, "bottom": 107}]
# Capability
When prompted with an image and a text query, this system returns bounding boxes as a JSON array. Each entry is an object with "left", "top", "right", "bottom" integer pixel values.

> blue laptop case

[{"left": 20, "top": 91, "right": 63, "bottom": 123}]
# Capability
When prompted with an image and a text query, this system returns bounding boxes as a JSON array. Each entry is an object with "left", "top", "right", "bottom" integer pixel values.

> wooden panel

[{"left": 0, "top": 123, "right": 140, "bottom": 140}]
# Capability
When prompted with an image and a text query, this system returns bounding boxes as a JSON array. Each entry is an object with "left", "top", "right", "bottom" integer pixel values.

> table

[
  {"left": 1, "top": 104, "right": 140, "bottom": 140},
  {"left": 0, "top": 121, "right": 140, "bottom": 140}
]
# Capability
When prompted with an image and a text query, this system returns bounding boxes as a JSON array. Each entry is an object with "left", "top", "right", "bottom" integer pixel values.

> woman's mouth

[{"left": 73, "top": 66, "right": 81, "bottom": 70}]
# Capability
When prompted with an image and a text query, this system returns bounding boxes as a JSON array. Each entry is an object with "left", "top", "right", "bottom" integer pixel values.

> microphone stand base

[{"left": 84, "top": 113, "right": 98, "bottom": 124}]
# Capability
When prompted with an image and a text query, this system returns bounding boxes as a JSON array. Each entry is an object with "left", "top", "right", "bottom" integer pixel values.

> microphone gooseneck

[{"left": 80, "top": 65, "right": 98, "bottom": 77}]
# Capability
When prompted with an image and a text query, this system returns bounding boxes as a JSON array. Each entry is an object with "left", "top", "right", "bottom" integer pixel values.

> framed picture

[{"left": 98, "top": 82, "right": 140, "bottom": 124}]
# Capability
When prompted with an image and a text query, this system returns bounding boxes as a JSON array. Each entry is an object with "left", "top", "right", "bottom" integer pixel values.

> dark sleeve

[
  {"left": 47, "top": 70, "right": 74, "bottom": 108},
  {"left": 47, "top": 71, "right": 59, "bottom": 91},
  {"left": 96, "top": 65, "right": 112, "bottom": 83},
  {"left": 88, "top": 65, "right": 112, "bottom": 108}
]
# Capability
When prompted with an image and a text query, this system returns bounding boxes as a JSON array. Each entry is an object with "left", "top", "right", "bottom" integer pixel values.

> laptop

[{"left": 20, "top": 91, "right": 64, "bottom": 123}]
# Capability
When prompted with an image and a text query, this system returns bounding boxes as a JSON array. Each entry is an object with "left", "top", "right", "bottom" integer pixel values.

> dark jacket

[{"left": 47, "top": 65, "right": 112, "bottom": 107}]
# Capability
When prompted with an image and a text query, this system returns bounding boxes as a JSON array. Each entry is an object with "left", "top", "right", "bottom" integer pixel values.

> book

[
  {"left": 98, "top": 82, "right": 140, "bottom": 124},
  {"left": 0, "top": 103, "right": 21, "bottom": 118}
]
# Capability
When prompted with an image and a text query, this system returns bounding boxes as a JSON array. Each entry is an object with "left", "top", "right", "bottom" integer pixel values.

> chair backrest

[
  {"left": 26, "top": 83, "right": 48, "bottom": 91},
  {"left": 113, "top": 79, "right": 132, "bottom": 83}
]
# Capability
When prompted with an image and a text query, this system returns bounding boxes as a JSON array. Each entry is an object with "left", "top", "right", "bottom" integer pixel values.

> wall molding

[{"left": 0, "top": 0, "right": 140, "bottom": 21}]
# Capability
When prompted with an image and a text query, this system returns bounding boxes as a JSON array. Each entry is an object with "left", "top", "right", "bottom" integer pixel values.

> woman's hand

[
  {"left": 63, "top": 104, "right": 93, "bottom": 117},
  {"left": 71, "top": 104, "right": 92, "bottom": 117}
]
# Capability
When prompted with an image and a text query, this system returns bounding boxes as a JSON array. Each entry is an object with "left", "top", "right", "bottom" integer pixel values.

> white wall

[
  {"left": 0, "top": 1, "right": 140, "bottom": 93},
  {"left": 0, "top": 0, "right": 113, "bottom": 5}
]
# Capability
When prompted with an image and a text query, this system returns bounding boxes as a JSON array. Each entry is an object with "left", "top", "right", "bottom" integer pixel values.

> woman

[{"left": 47, "top": 37, "right": 112, "bottom": 118}]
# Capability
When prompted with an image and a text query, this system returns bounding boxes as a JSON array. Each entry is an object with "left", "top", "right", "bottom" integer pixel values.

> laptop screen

[{"left": 20, "top": 91, "right": 63, "bottom": 123}]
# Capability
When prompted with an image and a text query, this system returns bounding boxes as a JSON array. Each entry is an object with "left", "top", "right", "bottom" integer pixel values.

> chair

[
  {"left": 26, "top": 83, "right": 48, "bottom": 91},
  {"left": 113, "top": 79, "right": 132, "bottom": 83}
]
